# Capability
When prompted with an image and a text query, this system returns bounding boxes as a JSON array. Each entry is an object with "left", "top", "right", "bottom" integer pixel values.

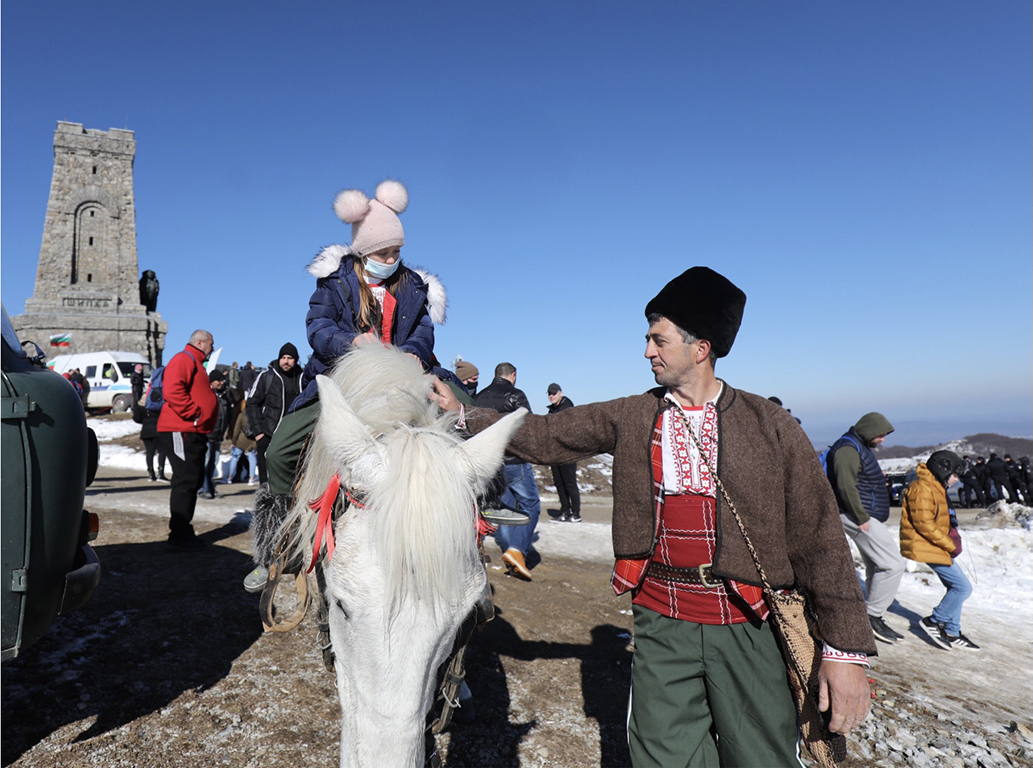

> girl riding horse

[{"left": 244, "top": 179, "right": 454, "bottom": 592}]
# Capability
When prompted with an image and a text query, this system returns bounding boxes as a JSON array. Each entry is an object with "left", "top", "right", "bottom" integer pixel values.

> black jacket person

[{"left": 246, "top": 343, "right": 302, "bottom": 484}]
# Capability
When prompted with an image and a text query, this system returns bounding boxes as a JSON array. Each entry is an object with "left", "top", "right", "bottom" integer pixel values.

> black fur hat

[{"left": 645, "top": 267, "right": 746, "bottom": 358}]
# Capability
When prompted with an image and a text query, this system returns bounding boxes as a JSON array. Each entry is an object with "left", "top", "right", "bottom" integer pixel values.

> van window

[
  {"left": 85, "top": 365, "right": 97, "bottom": 379},
  {"left": 117, "top": 362, "right": 151, "bottom": 379},
  {"left": 102, "top": 364, "right": 117, "bottom": 381}
]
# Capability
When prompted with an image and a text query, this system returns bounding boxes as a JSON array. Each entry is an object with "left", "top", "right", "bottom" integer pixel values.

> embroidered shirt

[{"left": 660, "top": 391, "right": 719, "bottom": 496}]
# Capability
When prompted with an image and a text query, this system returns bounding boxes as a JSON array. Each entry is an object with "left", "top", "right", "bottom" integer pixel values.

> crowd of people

[
  {"left": 126, "top": 177, "right": 1023, "bottom": 767},
  {"left": 957, "top": 453, "right": 1031, "bottom": 507}
]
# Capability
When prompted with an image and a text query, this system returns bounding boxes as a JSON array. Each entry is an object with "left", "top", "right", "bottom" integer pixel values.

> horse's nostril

[{"left": 335, "top": 599, "right": 348, "bottom": 619}]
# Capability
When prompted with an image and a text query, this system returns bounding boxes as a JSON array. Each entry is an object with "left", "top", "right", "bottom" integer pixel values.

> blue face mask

[{"left": 364, "top": 256, "right": 400, "bottom": 281}]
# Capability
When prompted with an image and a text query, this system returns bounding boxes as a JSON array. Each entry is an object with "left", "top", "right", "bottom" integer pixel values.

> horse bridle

[{"left": 258, "top": 470, "right": 493, "bottom": 766}]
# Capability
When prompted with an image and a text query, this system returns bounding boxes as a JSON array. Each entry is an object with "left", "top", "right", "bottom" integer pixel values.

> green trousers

[
  {"left": 628, "top": 606, "right": 804, "bottom": 768},
  {"left": 265, "top": 401, "right": 321, "bottom": 498}
]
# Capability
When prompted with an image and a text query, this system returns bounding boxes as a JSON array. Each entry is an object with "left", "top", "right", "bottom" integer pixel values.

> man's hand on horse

[
  {"left": 817, "top": 658, "right": 871, "bottom": 734},
  {"left": 431, "top": 378, "right": 461, "bottom": 412}
]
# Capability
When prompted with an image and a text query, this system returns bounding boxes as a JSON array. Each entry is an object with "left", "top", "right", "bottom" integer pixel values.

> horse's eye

[{"left": 335, "top": 599, "right": 348, "bottom": 619}]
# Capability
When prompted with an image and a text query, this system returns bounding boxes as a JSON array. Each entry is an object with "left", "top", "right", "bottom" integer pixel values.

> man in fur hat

[{"left": 433, "top": 267, "right": 875, "bottom": 766}]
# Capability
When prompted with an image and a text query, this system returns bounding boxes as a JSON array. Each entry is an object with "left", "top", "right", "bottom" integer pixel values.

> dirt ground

[{"left": 2, "top": 466, "right": 1031, "bottom": 767}]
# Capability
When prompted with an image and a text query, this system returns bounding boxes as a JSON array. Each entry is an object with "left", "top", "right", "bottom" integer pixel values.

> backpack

[
  {"left": 145, "top": 366, "right": 166, "bottom": 413},
  {"left": 819, "top": 434, "right": 861, "bottom": 476}
]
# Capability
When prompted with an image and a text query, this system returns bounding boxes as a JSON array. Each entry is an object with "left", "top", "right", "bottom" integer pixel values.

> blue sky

[{"left": 3, "top": 2, "right": 1030, "bottom": 446}]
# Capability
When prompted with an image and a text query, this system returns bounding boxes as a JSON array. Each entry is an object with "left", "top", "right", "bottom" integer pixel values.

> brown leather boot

[{"left": 502, "top": 548, "right": 532, "bottom": 581}]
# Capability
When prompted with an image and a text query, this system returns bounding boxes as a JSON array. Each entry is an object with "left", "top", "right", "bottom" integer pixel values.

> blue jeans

[
  {"left": 495, "top": 463, "right": 541, "bottom": 555},
  {"left": 929, "top": 562, "right": 973, "bottom": 636},
  {"left": 225, "top": 446, "right": 258, "bottom": 483},
  {"left": 200, "top": 441, "right": 220, "bottom": 494}
]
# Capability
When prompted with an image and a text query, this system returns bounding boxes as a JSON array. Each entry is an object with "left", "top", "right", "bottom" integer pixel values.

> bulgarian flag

[{"left": 49, "top": 334, "right": 71, "bottom": 347}]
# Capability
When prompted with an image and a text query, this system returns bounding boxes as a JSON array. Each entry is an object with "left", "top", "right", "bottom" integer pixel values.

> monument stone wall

[{"left": 12, "top": 122, "right": 167, "bottom": 366}]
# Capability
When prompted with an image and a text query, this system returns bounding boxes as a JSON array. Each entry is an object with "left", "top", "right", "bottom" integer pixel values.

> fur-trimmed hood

[{"left": 306, "top": 244, "right": 447, "bottom": 326}]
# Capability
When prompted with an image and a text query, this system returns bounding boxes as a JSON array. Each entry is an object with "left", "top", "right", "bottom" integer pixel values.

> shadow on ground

[
  {"left": 1, "top": 519, "right": 262, "bottom": 765},
  {"left": 443, "top": 610, "right": 632, "bottom": 767}
]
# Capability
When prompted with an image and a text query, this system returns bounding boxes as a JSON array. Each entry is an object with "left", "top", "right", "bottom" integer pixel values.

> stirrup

[{"left": 260, "top": 557, "right": 311, "bottom": 633}]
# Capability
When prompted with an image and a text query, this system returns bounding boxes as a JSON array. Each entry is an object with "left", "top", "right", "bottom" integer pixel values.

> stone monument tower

[{"left": 12, "top": 122, "right": 167, "bottom": 365}]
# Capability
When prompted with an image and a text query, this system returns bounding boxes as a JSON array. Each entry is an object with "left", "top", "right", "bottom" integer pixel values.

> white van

[{"left": 47, "top": 351, "right": 151, "bottom": 412}]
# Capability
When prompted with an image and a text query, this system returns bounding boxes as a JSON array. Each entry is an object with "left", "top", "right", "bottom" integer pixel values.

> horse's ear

[
  {"left": 454, "top": 408, "right": 528, "bottom": 492},
  {"left": 315, "top": 374, "right": 386, "bottom": 486}
]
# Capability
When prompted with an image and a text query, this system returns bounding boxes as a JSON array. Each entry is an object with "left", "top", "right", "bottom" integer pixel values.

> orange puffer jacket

[{"left": 900, "top": 463, "right": 956, "bottom": 565}]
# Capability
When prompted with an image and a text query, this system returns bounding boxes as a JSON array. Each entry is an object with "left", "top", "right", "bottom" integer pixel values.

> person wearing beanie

[
  {"left": 434, "top": 266, "right": 874, "bottom": 765},
  {"left": 245, "top": 343, "right": 303, "bottom": 484},
  {"left": 245, "top": 180, "right": 450, "bottom": 594},
  {"left": 826, "top": 411, "right": 907, "bottom": 645},
  {"left": 242, "top": 341, "right": 304, "bottom": 591},
  {"left": 454, "top": 359, "right": 479, "bottom": 396},
  {"left": 901, "top": 450, "right": 979, "bottom": 650}
]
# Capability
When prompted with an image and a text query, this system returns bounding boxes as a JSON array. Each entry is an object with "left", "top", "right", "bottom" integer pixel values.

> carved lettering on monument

[{"left": 61, "top": 297, "right": 112, "bottom": 309}]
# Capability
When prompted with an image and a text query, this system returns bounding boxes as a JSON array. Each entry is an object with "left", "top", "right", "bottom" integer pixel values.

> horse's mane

[{"left": 280, "top": 345, "right": 476, "bottom": 609}]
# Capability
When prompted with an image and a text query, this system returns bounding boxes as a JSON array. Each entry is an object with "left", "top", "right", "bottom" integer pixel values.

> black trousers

[
  {"left": 551, "top": 462, "right": 580, "bottom": 514},
  {"left": 142, "top": 436, "right": 167, "bottom": 479},
  {"left": 256, "top": 434, "right": 273, "bottom": 484},
  {"left": 991, "top": 478, "right": 1017, "bottom": 503},
  {"left": 1010, "top": 476, "right": 1029, "bottom": 503},
  {"left": 959, "top": 477, "right": 985, "bottom": 507},
  {"left": 159, "top": 431, "right": 208, "bottom": 539}
]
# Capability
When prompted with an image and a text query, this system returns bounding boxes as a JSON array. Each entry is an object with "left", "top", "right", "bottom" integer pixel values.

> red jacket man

[
  {"left": 158, "top": 330, "right": 216, "bottom": 551},
  {"left": 158, "top": 339, "right": 218, "bottom": 434}
]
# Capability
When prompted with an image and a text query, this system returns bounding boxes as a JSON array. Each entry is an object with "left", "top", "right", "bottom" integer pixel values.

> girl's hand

[{"left": 351, "top": 331, "right": 378, "bottom": 347}]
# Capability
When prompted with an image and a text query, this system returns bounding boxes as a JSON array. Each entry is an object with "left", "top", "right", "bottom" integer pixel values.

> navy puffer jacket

[{"left": 291, "top": 244, "right": 446, "bottom": 411}]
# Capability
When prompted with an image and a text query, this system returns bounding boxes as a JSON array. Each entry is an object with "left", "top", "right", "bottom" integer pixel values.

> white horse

[{"left": 280, "top": 345, "right": 525, "bottom": 767}]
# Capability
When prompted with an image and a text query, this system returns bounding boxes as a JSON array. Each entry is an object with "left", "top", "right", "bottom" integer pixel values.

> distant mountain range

[
  {"left": 804, "top": 418, "right": 1031, "bottom": 450},
  {"left": 874, "top": 433, "right": 1033, "bottom": 461},
  {"left": 547, "top": 434, "right": 1033, "bottom": 499}
]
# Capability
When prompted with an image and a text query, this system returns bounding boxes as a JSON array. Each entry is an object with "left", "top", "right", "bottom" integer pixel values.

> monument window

[
  {"left": 92, "top": 166, "right": 97, "bottom": 174},
  {"left": 72, "top": 202, "right": 109, "bottom": 285}
]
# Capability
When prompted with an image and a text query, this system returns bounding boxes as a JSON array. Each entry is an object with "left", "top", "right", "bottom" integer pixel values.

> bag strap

[{"left": 673, "top": 407, "right": 775, "bottom": 591}]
